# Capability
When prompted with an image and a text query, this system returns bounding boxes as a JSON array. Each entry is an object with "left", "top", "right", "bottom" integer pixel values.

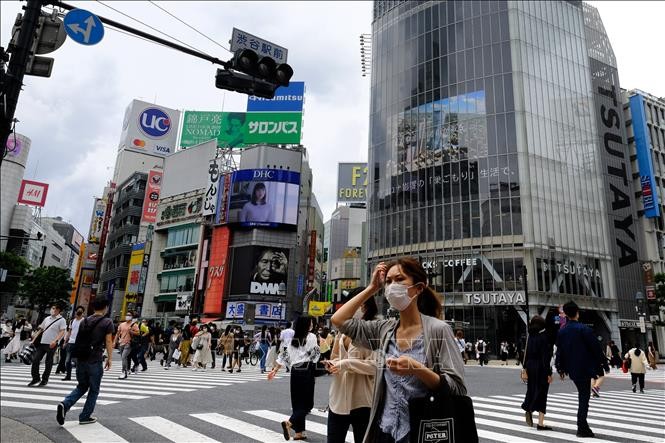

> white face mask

[
  {"left": 385, "top": 283, "right": 418, "bottom": 311},
  {"left": 125, "top": 316, "right": 132, "bottom": 321}
]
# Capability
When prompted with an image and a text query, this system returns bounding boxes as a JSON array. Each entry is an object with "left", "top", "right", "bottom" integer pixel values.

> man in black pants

[
  {"left": 29, "top": 303, "right": 67, "bottom": 387},
  {"left": 556, "top": 301, "right": 608, "bottom": 438}
]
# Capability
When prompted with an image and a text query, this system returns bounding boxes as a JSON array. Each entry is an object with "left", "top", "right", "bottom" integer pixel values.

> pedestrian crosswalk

[
  {"left": 602, "top": 368, "right": 665, "bottom": 383},
  {"left": 0, "top": 360, "right": 282, "bottom": 412},
  {"left": 48, "top": 389, "right": 664, "bottom": 443}
]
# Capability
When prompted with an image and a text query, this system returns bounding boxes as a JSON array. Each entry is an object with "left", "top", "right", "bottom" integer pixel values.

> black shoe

[
  {"left": 5, "top": 359, "right": 11, "bottom": 363},
  {"left": 576, "top": 429, "right": 595, "bottom": 438},
  {"left": 632, "top": 385, "right": 637, "bottom": 393},
  {"left": 61, "top": 376, "right": 71, "bottom": 381},
  {"left": 640, "top": 389, "right": 645, "bottom": 393},
  {"left": 27, "top": 379, "right": 41, "bottom": 387},
  {"left": 537, "top": 425, "right": 552, "bottom": 431},
  {"left": 38, "top": 381, "right": 48, "bottom": 386},
  {"left": 56, "top": 403, "right": 66, "bottom": 425},
  {"left": 160, "top": 360, "right": 164, "bottom": 366},
  {"left": 141, "top": 367, "right": 147, "bottom": 372},
  {"left": 79, "top": 416, "right": 97, "bottom": 425}
]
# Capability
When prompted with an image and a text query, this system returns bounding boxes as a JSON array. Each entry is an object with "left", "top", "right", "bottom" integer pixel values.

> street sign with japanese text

[{"left": 230, "top": 28, "right": 288, "bottom": 63}]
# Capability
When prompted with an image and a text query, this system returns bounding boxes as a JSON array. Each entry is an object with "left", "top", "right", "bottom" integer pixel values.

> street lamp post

[{"left": 635, "top": 291, "right": 647, "bottom": 349}]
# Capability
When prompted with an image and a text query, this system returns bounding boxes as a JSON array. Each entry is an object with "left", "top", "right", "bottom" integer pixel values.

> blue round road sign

[{"left": 64, "top": 9, "right": 104, "bottom": 46}]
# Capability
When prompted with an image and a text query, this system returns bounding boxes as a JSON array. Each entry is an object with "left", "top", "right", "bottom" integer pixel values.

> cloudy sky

[{"left": 1, "top": 1, "right": 663, "bottom": 238}]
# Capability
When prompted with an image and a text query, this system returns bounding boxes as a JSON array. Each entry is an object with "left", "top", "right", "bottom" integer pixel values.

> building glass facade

[{"left": 368, "top": 1, "right": 627, "bottom": 351}]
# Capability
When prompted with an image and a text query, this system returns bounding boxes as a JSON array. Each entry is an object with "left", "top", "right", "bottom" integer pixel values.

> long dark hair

[
  {"left": 528, "top": 315, "right": 546, "bottom": 334},
  {"left": 291, "top": 315, "right": 313, "bottom": 348},
  {"left": 251, "top": 182, "right": 267, "bottom": 204},
  {"left": 386, "top": 257, "right": 442, "bottom": 319}
]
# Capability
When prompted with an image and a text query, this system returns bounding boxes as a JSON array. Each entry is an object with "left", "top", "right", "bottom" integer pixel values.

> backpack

[
  {"left": 72, "top": 316, "right": 105, "bottom": 360},
  {"left": 477, "top": 341, "right": 485, "bottom": 353}
]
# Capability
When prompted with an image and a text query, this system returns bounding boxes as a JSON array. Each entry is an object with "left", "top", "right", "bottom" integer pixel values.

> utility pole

[{"left": 0, "top": 0, "right": 44, "bottom": 168}]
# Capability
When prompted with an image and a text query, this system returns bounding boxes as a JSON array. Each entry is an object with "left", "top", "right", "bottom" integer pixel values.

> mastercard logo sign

[{"left": 133, "top": 139, "right": 146, "bottom": 148}]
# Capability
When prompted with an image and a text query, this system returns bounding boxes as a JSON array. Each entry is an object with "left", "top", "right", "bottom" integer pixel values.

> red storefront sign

[
  {"left": 203, "top": 226, "right": 231, "bottom": 316},
  {"left": 306, "top": 230, "right": 317, "bottom": 291},
  {"left": 141, "top": 169, "right": 163, "bottom": 223}
]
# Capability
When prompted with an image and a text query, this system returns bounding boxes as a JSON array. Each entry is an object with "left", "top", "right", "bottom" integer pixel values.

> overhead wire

[
  {"left": 147, "top": 1, "right": 231, "bottom": 53},
  {"left": 94, "top": 0, "right": 214, "bottom": 57}
]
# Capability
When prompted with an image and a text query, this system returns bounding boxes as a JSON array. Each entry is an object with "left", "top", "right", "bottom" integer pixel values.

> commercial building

[
  {"left": 325, "top": 205, "right": 367, "bottom": 302},
  {"left": 367, "top": 0, "right": 646, "bottom": 351},
  {"left": 0, "top": 133, "right": 31, "bottom": 252},
  {"left": 623, "top": 88, "right": 665, "bottom": 348}
]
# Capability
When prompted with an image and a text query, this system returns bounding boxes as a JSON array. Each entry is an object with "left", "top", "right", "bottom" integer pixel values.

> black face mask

[{"left": 76, "top": 311, "right": 84, "bottom": 316}]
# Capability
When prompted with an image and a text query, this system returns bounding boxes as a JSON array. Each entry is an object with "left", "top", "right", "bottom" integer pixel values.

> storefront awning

[{"left": 154, "top": 294, "right": 177, "bottom": 303}]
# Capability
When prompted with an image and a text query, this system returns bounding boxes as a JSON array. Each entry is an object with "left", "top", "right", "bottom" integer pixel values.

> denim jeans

[
  {"left": 259, "top": 342, "right": 270, "bottom": 370},
  {"left": 65, "top": 343, "right": 77, "bottom": 378},
  {"left": 119, "top": 343, "right": 132, "bottom": 372},
  {"left": 62, "top": 360, "right": 103, "bottom": 421},
  {"left": 572, "top": 378, "right": 592, "bottom": 432}
]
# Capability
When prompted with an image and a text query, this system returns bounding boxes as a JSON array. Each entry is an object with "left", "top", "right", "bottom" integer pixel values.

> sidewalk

[{"left": 0, "top": 417, "right": 53, "bottom": 443}]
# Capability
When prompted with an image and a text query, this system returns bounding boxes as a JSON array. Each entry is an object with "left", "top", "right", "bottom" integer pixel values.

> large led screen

[
  {"left": 229, "top": 246, "right": 289, "bottom": 296},
  {"left": 221, "top": 169, "right": 300, "bottom": 228}
]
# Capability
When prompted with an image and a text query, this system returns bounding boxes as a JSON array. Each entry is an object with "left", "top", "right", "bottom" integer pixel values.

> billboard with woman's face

[{"left": 219, "top": 169, "right": 300, "bottom": 228}]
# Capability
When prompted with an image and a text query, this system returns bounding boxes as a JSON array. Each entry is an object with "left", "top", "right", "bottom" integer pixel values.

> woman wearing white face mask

[{"left": 331, "top": 257, "right": 466, "bottom": 443}]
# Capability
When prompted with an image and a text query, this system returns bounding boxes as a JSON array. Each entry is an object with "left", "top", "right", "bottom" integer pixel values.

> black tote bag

[{"left": 408, "top": 389, "right": 479, "bottom": 443}]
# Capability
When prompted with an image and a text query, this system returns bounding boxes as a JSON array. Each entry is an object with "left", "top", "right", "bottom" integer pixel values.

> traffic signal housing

[{"left": 215, "top": 49, "right": 294, "bottom": 98}]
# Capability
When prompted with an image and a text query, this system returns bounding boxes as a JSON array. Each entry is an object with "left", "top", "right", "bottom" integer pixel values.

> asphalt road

[{"left": 1, "top": 355, "right": 664, "bottom": 443}]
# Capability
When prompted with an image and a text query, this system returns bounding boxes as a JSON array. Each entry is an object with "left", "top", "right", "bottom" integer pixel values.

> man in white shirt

[
  {"left": 29, "top": 303, "right": 67, "bottom": 387},
  {"left": 62, "top": 306, "right": 85, "bottom": 381}
]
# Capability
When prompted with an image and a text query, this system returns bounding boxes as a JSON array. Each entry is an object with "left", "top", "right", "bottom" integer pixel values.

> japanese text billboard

[
  {"left": 337, "top": 163, "right": 368, "bottom": 203},
  {"left": 225, "top": 301, "right": 284, "bottom": 321},
  {"left": 220, "top": 169, "right": 300, "bottom": 228},
  {"left": 229, "top": 246, "right": 289, "bottom": 296},
  {"left": 180, "top": 111, "right": 302, "bottom": 148},
  {"left": 203, "top": 159, "right": 220, "bottom": 217},
  {"left": 141, "top": 169, "right": 163, "bottom": 224}
]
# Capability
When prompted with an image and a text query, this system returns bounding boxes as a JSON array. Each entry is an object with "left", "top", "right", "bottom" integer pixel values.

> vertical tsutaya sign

[
  {"left": 203, "top": 159, "right": 220, "bottom": 217},
  {"left": 629, "top": 93, "right": 661, "bottom": 218},
  {"left": 88, "top": 198, "right": 106, "bottom": 243},
  {"left": 141, "top": 169, "right": 163, "bottom": 224},
  {"left": 585, "top": 3, "right": 643, "bottom": 321}
]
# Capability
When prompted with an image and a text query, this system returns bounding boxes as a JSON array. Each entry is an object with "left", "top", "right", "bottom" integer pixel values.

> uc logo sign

[{"left": 139, "top": 108, "right": 171, "bottom": 138}]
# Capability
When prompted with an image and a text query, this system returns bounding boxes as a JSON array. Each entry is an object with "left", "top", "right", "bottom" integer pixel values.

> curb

[{"left": 0, "top": 416, "right": 54, "bottom": 443}]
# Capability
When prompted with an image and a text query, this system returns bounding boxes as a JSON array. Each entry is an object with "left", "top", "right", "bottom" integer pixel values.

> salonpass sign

[{"left": 180, "top": 111, "right": 302, "bottom": 148}]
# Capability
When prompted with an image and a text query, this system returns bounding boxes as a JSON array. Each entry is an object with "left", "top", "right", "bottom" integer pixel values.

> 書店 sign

[{"left": 464, "top": 291, "right": 526, "bottom": 305}]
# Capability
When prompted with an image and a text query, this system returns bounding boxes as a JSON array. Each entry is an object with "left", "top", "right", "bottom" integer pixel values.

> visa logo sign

[{"left": 153, "top": 145, "right": 172, "bottom": 155}]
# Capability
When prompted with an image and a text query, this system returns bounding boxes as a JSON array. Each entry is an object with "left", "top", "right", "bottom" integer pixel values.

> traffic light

[{"left": 215, "top": 49, "right": 294, "bottom": 99}]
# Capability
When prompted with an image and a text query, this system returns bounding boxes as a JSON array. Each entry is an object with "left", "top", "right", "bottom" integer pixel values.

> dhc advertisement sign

[{"left": 629, "top": 93, "right": 660, "bottom": 218}]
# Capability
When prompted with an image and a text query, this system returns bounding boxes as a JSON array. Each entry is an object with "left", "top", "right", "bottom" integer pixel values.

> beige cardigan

[
  {"left": 625, "top": 348, "right": 649, "bottom": 374},
  {"left": 328, "top": 334, "right": 376, "bottom": 415}
]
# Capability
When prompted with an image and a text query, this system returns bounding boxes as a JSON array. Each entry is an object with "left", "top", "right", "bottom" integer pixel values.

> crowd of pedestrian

[{"left": 1, "top": 255, "right": 663, "bottom": 442}]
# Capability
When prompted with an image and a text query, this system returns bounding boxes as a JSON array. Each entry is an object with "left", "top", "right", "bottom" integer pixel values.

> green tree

[
  {"left": 0, "top": 251, "right": 31, "bottom": 294},
  {"left": 19, "top": 266, "right": 72, "bottom": 321}
]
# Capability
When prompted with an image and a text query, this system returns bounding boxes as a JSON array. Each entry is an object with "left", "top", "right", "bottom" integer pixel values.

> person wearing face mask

[
  {"left": 114, "top": 311, "right": 139, "bottom": 379},
  {"left": 61, "top": 306, "right": 86, "bottom": 381},
  {"left": 331, "top": 257, "right": 466, "bottom": 443},
  {"left": 28, "top": 303, "right": 68, "bottom": 387}
]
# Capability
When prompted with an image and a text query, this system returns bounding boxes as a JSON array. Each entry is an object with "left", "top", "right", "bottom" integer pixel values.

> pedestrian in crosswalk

[
  {"left": 268, "top": 315, "right": 320, "bottom": 441},
  {"left": 61, "top": 306, "right": 85, "bottom": 381},
  {"left": 28, "top": 302, "right": 67, "bottom": 387},
  {"left": 331, "top": 258, "right": 467, "bottom": 443},
  {"left": 114, "top": 311, "right": 138, "bottom": 379},
  {"left": 192, "top": 324, "right": 212, "bottom": 371},
  {"left": 647, "top": 341, "right": 659, "bottom": 370},
  {"left": 219, "top": 325, "right": 234, "bottom": 371},
  {"left": 164, "top": 325, "right": 182, "bottom": 369},
  {"left": 555, "top": 301, "right": 608, "bottom": 438},
  {"left": 521, "top": 315, "right": 554, "bottom": 431},
  {"left": 625, "top": 344, "right": 650, "bottom": 393},
  {"left": 326, "top": 288, "right": 378, "bottom": 443},
  {"left": 56, "top": 297, "right": 114, "bottom": 426}
]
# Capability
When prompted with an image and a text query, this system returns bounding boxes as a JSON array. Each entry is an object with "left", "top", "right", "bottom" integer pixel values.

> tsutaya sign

[
  {"left": 464, "top": 291, "right": 526, "bottom": 305},
  {"left": 540, "top": 261, "right": 601, "bottom": 279}
]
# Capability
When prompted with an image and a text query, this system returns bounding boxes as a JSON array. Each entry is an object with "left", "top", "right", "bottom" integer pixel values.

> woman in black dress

[{"left": 521, "top": 315, "right": 553, "bottom": 431}]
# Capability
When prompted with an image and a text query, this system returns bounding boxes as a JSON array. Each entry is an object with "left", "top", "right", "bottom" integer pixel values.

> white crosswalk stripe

[
  {"left": 46, "top": 389, "right": 665, "bottom": 442},
  {"left": 0, "top": 360, "right": 281, "bottom": 411}
]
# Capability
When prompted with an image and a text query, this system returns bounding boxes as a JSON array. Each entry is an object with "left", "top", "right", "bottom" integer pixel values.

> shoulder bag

[
  {"left": 18, "top": 318, "right": 61, "bottom": 365},
  {"left": 408, "top": 382, "right": 478, "bottom": 443},
  {"left": 520, "top": 335, "right": 529, "bottom": 383}
]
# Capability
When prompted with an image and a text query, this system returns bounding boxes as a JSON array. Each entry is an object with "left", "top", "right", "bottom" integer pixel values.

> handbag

[
  {"left": 18, "top": 318, "right": 60, "bottom": 365},
  {"left": 520, "top": 335, "right": 529, "bottom": 384},
  {"left": 172, "top": 349, "right": 182, "bottom": 360},
  {"left": 408, "top": 384, "right": 479, "bottom": 443}
]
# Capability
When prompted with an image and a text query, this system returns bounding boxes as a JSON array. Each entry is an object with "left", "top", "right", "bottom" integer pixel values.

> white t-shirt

[
  {"left": 68, "top": 317, "right": 84, "bottom": 344},
  {"left": 276, "top": 332, "right": 320, "bottom": 369},
  {"left": 39, "top": 315, "right": 66, "bottom": 345}
]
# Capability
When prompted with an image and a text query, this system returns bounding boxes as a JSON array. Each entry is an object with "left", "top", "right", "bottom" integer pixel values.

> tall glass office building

[{"left": 368, "top": 0, "right": 644, "bottom": 350}]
